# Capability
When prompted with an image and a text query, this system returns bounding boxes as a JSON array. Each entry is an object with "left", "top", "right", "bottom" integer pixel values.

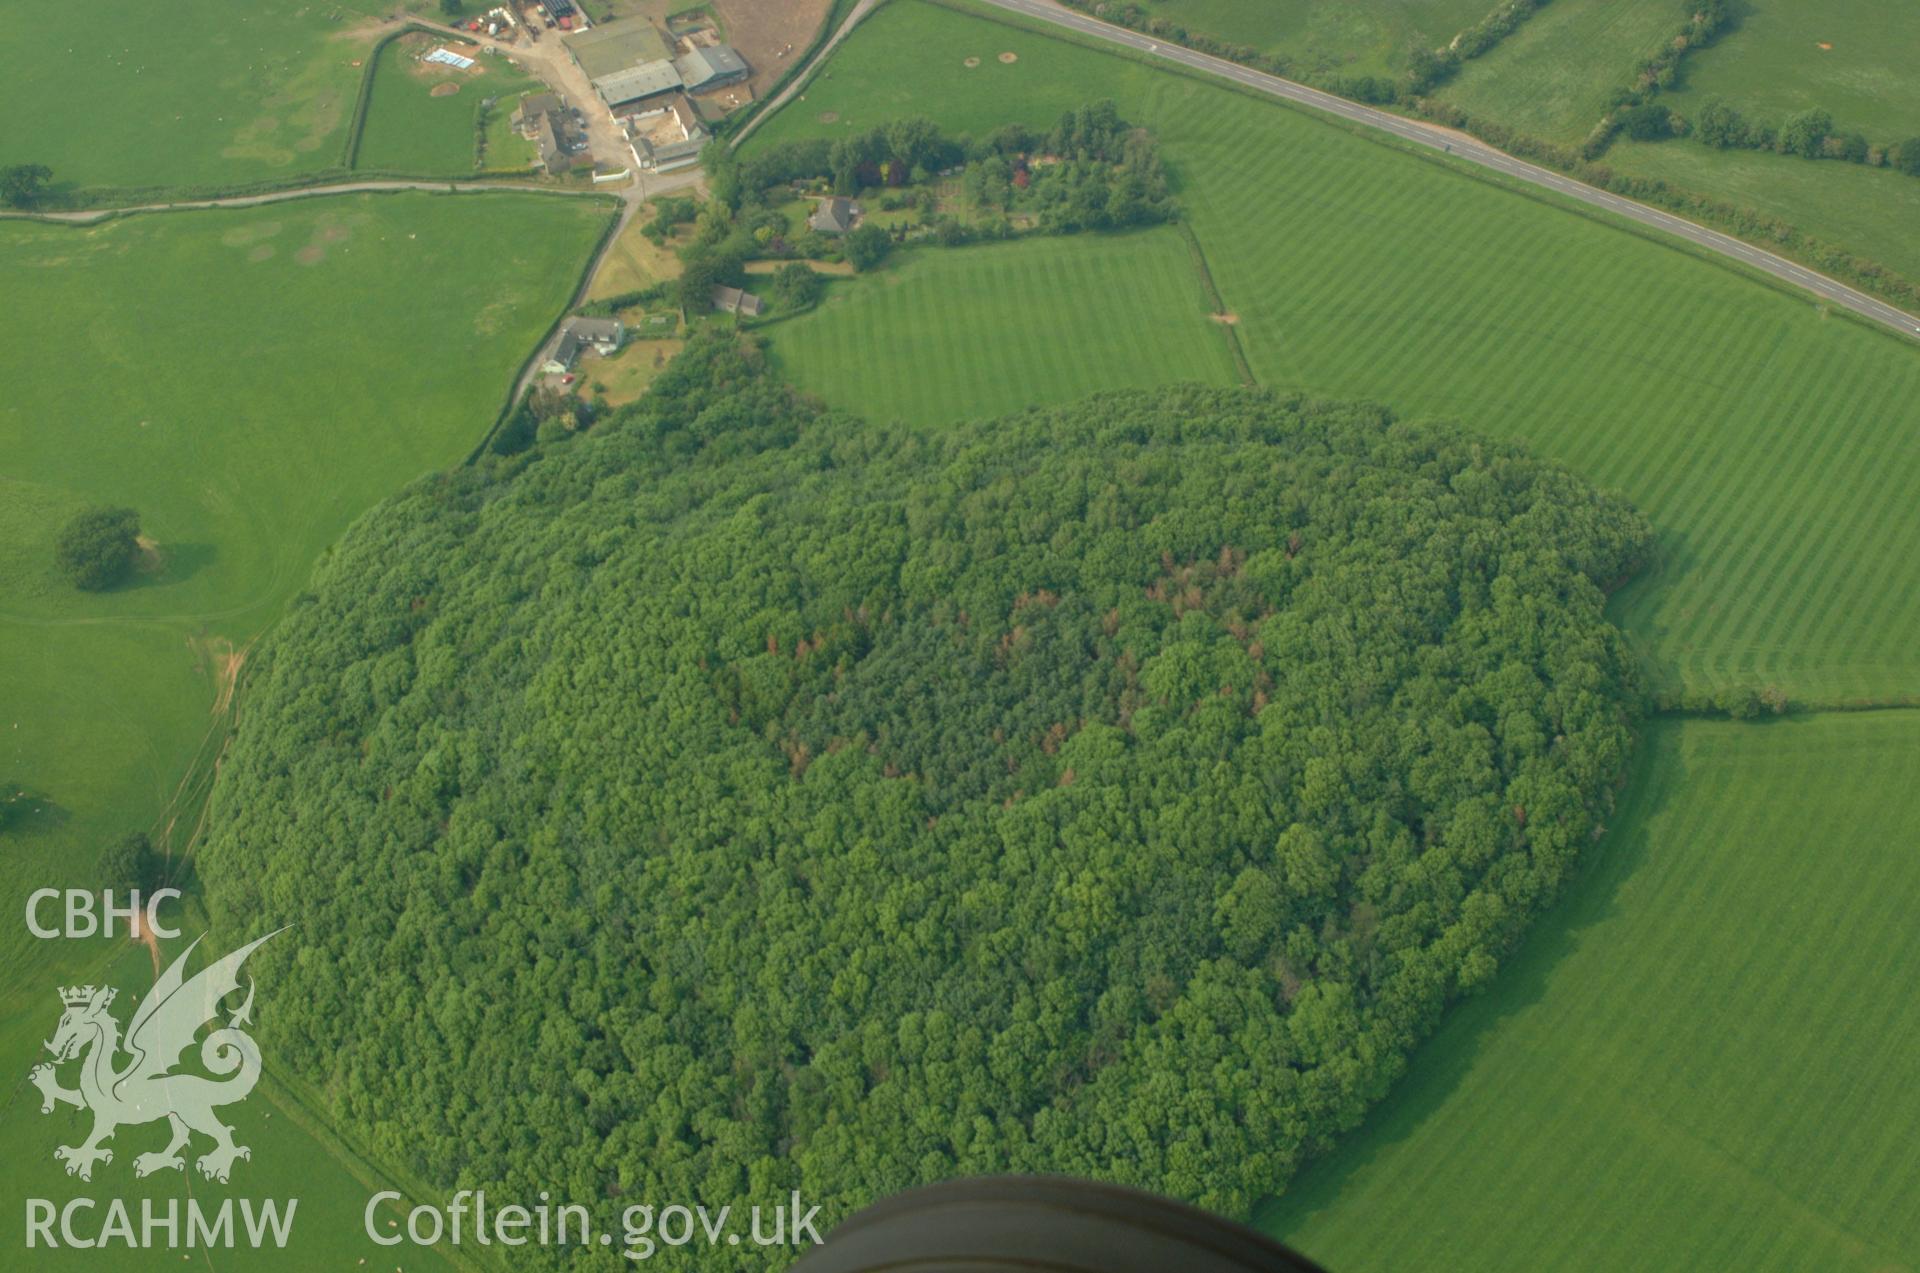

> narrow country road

[
  {"left": 4, "top": 179, "right": 597, "bottom": 225},
  {"left": 976, "top": 0, "right": 1920, "bottom": 342},
  {"left": 731, "top": 0, "right": 880, "bottom": 148}
]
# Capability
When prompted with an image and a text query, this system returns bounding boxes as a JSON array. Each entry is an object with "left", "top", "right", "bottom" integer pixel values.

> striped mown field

[
  {"left": 766, "top": 229, "right": 1242, "bottom": 427},
  {"left": 1259, "top": 712, "right": 1920, "bottom": 1271},
  {"left": 748, "top": 0, "right": 1920, "bottom": 705}
]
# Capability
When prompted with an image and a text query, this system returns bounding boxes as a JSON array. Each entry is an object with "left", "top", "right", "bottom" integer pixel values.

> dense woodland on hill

[{"left": 200, "top": 337, "right": 1650, "bottom": 1264}]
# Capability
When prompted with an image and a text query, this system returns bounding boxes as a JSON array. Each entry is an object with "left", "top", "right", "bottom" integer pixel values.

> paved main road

[{"left": 978, "top": 0, "right": 1920, "bottom": 342}]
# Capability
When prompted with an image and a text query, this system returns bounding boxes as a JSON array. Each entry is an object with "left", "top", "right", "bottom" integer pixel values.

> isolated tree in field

[
  {"left": 770, "top": 262, "right": 823, "bottom": 311},
  {"left": 439, "top": 0, "right": 463, "bottom": 16},
  {"left": 0, "top": 164, "right": 52, "bottom": 208},
  {"left": 1894, "top": 138, "right": 1920, "bottom": 177},
  {"left": 54, "top": 506, "right": 141, "bottom": 591},
  {"left": 98, "top": 831, "right": 160, "bottom": 894},
  {"left": 843, "top": 223, "right": 891, "bottom": 272}
]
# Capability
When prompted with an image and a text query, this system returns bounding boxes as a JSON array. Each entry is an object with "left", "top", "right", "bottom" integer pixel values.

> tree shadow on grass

[
  {"left": 123, "top": 542, "right": 217, "bottom": 591},
  {"left": 1254, "top": 722, "right": 1687, "bottom": 1247},
  {"left": 0, "top": 787, "right": 69, "bottom": 839}
]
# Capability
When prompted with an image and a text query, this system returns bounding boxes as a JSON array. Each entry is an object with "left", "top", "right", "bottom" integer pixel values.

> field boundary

[
  {"left": 1042, "top": 0, "right": 1552, "bottom": 101},
  {"left": 344, "top": 24, "right": 482, "bottom": 170},
  {"left": 729, "top": 0, "right": 880, "bottom": 146},
  {"left": 259, "top": 1063, "right": 500, "bottom": 1272},
  {"left": 1177, "top": 223, "right": 1254, "bottom": 385},
  {"left": 464, "top": 198, "right": 630, "bottom": 464}
]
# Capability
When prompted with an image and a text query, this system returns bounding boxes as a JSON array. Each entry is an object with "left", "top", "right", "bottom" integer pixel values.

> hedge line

[
  {"left": 465, "top": 197, "right": 628, "bottom": 464},
  {"left": 1405, "top": 96, "right": 1920, "bottom": 312},
  {"left": 345, "top": 24, "right": 475, "bottom": 169}
]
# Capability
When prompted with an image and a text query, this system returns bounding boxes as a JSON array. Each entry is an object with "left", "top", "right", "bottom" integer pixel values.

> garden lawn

[
  {"left": 1261, "top": 712, "right": 1920, "bottom": 1272},
  {"left": 356, "top": 34, "right": 544, "bottom": 175},
  {"left": 749, "top": 0, "right": 1920, "bottom": 706},
  {"left": 0, "top": 0, "right": 403, "bottom": 194},
  {"left": 766, "top": 229, "right": 1241, "bottom": 425}
]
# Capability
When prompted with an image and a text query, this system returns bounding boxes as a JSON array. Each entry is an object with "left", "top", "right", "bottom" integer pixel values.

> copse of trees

[
  {"left": 54, "top": 506, "right": 141, "bottom": 591},
  {"left": 642, "top": 195, "right": 698, "bottom": 244},
  {"left": 719, "top": 101, "right": 1175, "bottom": 236},
  {"left": 1, "top": 163, "right": 52, "bottom": 208},
  {"left": 199, "top": 335, "right": 1650, "bottom": 1268}
]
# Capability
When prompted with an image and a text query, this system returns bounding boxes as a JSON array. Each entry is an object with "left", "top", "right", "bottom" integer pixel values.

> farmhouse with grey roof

[
  {"left": 711, "top": 286, "right": 765, "bottom": 318},
  {"left": 809, "top": 197, "right": 862, "bottom": 236},
  {"left": 543, "top": 317, "right": 625, "bottom": 374}
]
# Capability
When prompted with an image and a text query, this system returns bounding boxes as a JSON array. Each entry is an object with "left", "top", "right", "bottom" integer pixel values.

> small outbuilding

[{"left": 710, "top": 285, "right": 765, "bottom": 318}]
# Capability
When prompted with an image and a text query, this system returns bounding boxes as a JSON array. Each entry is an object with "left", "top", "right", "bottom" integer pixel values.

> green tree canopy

[
  {"left": 201, "top": 337, "right": 1650, "bottom": 1263},
  {"left": 98, "top": 830, "right": 161, "bottom": 894},
  {"left": 0, "top": 163, "right": 52, "bottom": 208},
  {"left": 843, "top": 223, "right": 890, "bottom": 271},
  {"left": 54, "top": 505, "right": 141, "bottom": 591},
  {"left": 771, "top": 262, "right": 825, "bottom": 311}
]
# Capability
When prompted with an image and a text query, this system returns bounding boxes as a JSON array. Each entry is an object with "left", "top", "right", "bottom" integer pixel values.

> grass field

[
  {"left": 356, "top": 34, "right": 542, "bottom": 175},
  {"left": 1259, "top": 712, "right": 1920, "bottom": 1271},
  {"left": 0, "top": 933, "right": 460, "bottom": 1271},
  {"left": 0, "top": 189, "right": 606, "bottom": 1266},
  {"left": 1130, "top": 0, "right": 1489, "bottom": 76},
  {"left": 751, "top": 0, "right": 1920, "bottom": 705},
  {"left": 0, "top": 0, "right": 412, "bottom": 193},
  {"left": 0, "top": 190, "right": 609, "bottom": 977},
  {"left": 1434, "top": 0, "right": 1680, "bottom": 143},
  {"left": 766, "top": 230, "right": 1242, "bottom": 425},
  {"left": 1672, "top": 0, "right": 1920, "bottom": 141},
  {"left": 1606, "top": 137, "right": 1920, "bottom": 286}
]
